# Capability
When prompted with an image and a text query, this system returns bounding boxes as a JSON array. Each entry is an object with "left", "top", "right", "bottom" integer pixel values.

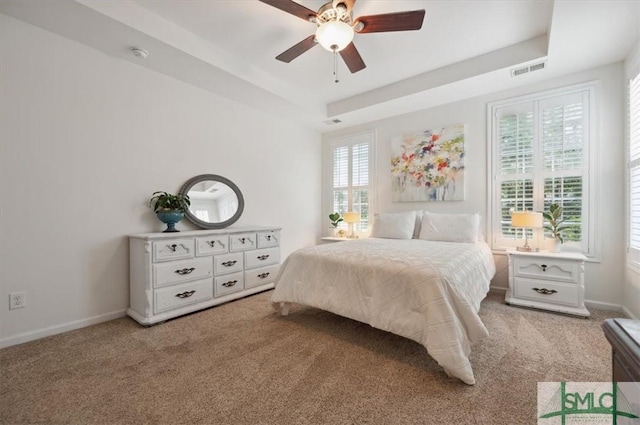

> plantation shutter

[
  {"left": 496, "top": 105, "right": 534, "bottom": 240},
  {"left": 491, "top": 85, "right": 593, "bottom": 254},
  {"left": 629, "top": 72, "right": 640, "bottom": 263},
  {"left": 540, "top": 93, "right": 586, "bottom": 243},
  {"left": 329, "top": 132, "right": 374, "bottom": 234}
]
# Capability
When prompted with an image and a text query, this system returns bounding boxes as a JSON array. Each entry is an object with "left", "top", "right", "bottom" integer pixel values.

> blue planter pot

[{"left": 156, "top": 210, "right": 184, "bottom": 233}]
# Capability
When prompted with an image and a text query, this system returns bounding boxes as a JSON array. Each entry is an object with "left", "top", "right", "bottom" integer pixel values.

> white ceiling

[{"left": 1, "top": 0, "right": 638, "bottom": 131}]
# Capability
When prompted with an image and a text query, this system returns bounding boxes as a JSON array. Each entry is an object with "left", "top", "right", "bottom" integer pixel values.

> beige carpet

[{"left": 0, "top": 290, "right": 623, "bottom": 425}]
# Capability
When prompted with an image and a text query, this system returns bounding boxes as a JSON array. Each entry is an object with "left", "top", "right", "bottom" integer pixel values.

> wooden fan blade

[
  {"left": 332, "top": 0, "right": 356, "bottom": 14},
  {"left": 354, "top": 10, "right": 426, "bottom": 33},
  {"left": 275, "top": 35, "right": 317, "bottom": 63},
  {"left": 259, "top": 0, "right": 317, "bottom": 22},
  {"left": 340, "top": 42, "right": 366, "bottom": 73}
]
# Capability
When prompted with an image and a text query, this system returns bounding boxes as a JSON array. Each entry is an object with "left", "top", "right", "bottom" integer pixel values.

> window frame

[
  {"left": 627, "top": 58, "right": 640, "bottom": 270},
  {"left": 326, "top": 130, "right": 376, "bottom": 236},
  {"left": 487, "top": 82, "right": 599, "bottom": 258}
]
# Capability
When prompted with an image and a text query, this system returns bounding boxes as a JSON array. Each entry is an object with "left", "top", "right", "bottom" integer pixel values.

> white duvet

[{"left": 271, "top": 238, "right": 496, "bottom": 385}]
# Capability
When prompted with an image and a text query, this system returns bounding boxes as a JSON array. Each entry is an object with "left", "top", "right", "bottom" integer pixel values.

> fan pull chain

[{"left": 333, "top": 48, "right": 339, "bottom": 83}]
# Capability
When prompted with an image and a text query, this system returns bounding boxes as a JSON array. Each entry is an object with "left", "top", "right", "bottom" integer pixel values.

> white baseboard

[
  {"left": 621, "top": 306, "right": 639, "bottom": 320},
  {"left": 489, "top": 285, "right": 508, "bottom": 293},
  {"left": 0, "top": 309, "right": 127, "bottom": 349}
]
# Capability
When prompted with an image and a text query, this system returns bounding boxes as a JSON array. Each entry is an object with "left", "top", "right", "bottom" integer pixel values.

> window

[
  {"left": 628, "top": 71, "right": 640, "bottom": 265},
  {"left": 328, "top": 131, "right": 375, "bottom": 234},
  {"left": 489, "top": 83, "right": 596, "bottom": 255}
]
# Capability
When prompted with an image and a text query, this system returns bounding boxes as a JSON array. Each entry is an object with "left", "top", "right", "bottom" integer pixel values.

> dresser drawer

[
  {"left": 245, "top": 264, "right": 280, "bottom": 289},
  {"left": 230, "top": 232, "right": 257, "bottom": 252},
  {"left": 245, "top": 247, "right": 280, "bottom": 269},
  {"left": 214, "top": 252, "right": 244, "bottom": 275},
  {"left": 154, "top": 257, "right": 213, "bottom": 288},
  {"left": 513, "top": 277, "right": 580, "bottom": 307},
  {"left": 257, "top": 230, "right": 280, "bottom": 248},
  {"left": 153, "top": 239, "right": 194, "bottom": 262},
  {"left": 214, "top": 271, "right": 244, "bottom": 297},
  {"left": 154, "top": 278, "right": 213, "bottom": 314},
  {"left": 195, "top": 235, "right": 229, "bottom": 256},
  {"left": 512, "top": 257, "right": 580, "bottom": 284}
]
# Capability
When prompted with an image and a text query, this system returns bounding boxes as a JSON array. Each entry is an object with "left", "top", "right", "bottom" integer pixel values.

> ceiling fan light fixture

[{"left": 315, "top": 20, "right": 354, "bottom": 52}]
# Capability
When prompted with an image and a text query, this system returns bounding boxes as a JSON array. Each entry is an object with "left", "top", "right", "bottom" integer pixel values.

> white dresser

[
  {"left": 506, "top": 249, "right": 590, "bottom": 317},
  {"left": 128, "top": 227, "right": 281, "bottom": 325}
]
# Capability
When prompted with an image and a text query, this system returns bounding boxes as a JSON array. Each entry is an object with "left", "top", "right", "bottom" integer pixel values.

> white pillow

[
  {"left": 419, "top": 212, "right": 479, "bottom": 243},
  {"left": 371, "top": 211, "right": 417, "bottom": 239}
]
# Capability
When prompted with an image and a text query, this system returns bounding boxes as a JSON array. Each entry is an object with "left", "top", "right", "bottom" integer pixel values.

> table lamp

[
  {"left": 343, "top": 211, "right": 361, "bottom": 239},
  {"left": 511, "top": 211, "right": 543, "bottom": 252}
]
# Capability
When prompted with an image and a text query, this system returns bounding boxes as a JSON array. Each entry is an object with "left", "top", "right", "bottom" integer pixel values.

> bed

[{"left": 270, "top": 211, "right": 496, "bottom": 385}]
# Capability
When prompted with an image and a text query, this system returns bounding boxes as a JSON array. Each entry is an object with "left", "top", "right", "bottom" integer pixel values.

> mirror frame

[{"left": 179, "top": 174, "right": 244, "bottom": 229}]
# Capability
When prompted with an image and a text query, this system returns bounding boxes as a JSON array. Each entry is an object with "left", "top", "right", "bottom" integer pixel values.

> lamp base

[{"left": 516, "top": 246, "right": 539, "bottom": 252}]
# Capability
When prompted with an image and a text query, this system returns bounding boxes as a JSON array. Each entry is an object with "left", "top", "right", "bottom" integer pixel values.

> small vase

[{"left": 156, "top": 210, "right": 184, "bottom": 233}]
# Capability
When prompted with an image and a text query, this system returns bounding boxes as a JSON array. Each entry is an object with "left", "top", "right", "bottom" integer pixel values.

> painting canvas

[{"left": 391, "top": 124, "right": 465, "bottom": 202}]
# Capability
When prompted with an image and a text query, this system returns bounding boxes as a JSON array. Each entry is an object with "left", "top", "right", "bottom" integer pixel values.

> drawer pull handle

[
  {"left": 540, "top": 264, "right": 547, "bottom": 272},
  {"left": 175, "top": 267, "right": 195, "bottom": 275},
  {"left": 257, "top": 255, "right": 270, "bottom": 261},
  {"left": 239, "top": 237, "right": 246, "bottom": 244},
  {"left": 207, "top": 240, "right": 225, "bottom": 249},
  {"left": 222, "top": 280, "right": 237, "bottom": 287},
  {"left": 175, "top": 290, "right": 196, "bottom": 298},
  {"left": 257, "top": 272, "right": 270, "bottom": 279},
  {"left": 222, "top": 260, "right": 237, "bottom": 267},
  {"left": 168, "top": 244, "right": 178, "bottom": 252},
  {"left": 532, "top": 287, "right": 557, "bottom": 295},
  {"left": 266, "top": 235, "right": 272, "bottom": 241}
]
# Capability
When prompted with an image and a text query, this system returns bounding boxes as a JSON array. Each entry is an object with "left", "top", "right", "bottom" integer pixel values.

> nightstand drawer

[
  {"left": 512, "top": 257, "right": 580, "bottom": 284},
  {"left": 513, "top": 277, "right": 579, "bottom": 307}
]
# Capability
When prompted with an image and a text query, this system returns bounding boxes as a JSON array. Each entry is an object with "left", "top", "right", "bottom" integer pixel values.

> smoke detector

[{"left": 131, "top": 48, "right": 149, "bottom": 59}]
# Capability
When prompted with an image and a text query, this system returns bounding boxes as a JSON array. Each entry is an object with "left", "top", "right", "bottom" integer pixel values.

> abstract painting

[{"left": 391, "top": 124, "right": 465, "bottom": 202}]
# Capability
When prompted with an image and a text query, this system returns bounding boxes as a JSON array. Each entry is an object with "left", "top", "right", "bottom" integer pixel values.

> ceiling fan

[{"left": 259, "top": 0, "right": 425, "bottom": 78}]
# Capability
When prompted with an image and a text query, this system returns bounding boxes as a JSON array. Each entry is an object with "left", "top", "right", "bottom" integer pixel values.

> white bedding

[{"left": 270, "top": 238, "right": 496, "bottom": 385}]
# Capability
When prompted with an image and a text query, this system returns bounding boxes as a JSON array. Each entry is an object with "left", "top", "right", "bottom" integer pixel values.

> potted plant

[
  {"left": 329, "top": 212, "right": 345, "bottom": 237},
  {"left": 149, "top": 191, "right": 191, "bottom": 233},
  {"left": 542, "top": 203, "right": 569, "bottom": 251}
]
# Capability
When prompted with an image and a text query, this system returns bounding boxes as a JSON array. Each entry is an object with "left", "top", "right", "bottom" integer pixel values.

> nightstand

[{"left": 506, "top": 249, "right": 590, "bottom": 317}]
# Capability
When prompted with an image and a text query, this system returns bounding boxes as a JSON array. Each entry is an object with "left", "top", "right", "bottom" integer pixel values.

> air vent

[
  {"left": 323, "top": 118, "right": 342, "bottom": 125},
  {"left": 511, "top": 61, "right": 546, "bottom": 77}
]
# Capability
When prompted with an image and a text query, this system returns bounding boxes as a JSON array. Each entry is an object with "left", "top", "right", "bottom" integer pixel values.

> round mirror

[{"left": 179, "top": 174, "right": 244, "bottom": 229}]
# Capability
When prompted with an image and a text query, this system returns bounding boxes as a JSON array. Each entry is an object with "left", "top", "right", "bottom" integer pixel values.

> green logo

[{"left": 538, "top": 382, "right": 639, "bottom": 424}]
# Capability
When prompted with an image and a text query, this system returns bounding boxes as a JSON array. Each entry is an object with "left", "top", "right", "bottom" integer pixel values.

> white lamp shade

[
  {"left": 343, "top": 211, "right": 361, "bottom": 223},
  {"left": 315, "top": 21, "right": 354, "bottom": 52},
  {"left": 511, "top": 211, "right": 543, "bottom": 228}
]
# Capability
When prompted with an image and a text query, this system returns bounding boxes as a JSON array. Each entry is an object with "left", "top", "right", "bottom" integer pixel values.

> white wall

[
  {"left": 0, "top": 15, "right": 321, "bottom": 347},
  {"left": 322, "top": 63, "right": 627, "bottom": 311}
]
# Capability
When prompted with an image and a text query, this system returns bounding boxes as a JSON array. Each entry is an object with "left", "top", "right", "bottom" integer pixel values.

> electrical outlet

[{"left": 9, "top": 291, "right": 26, "bottom": 310}]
